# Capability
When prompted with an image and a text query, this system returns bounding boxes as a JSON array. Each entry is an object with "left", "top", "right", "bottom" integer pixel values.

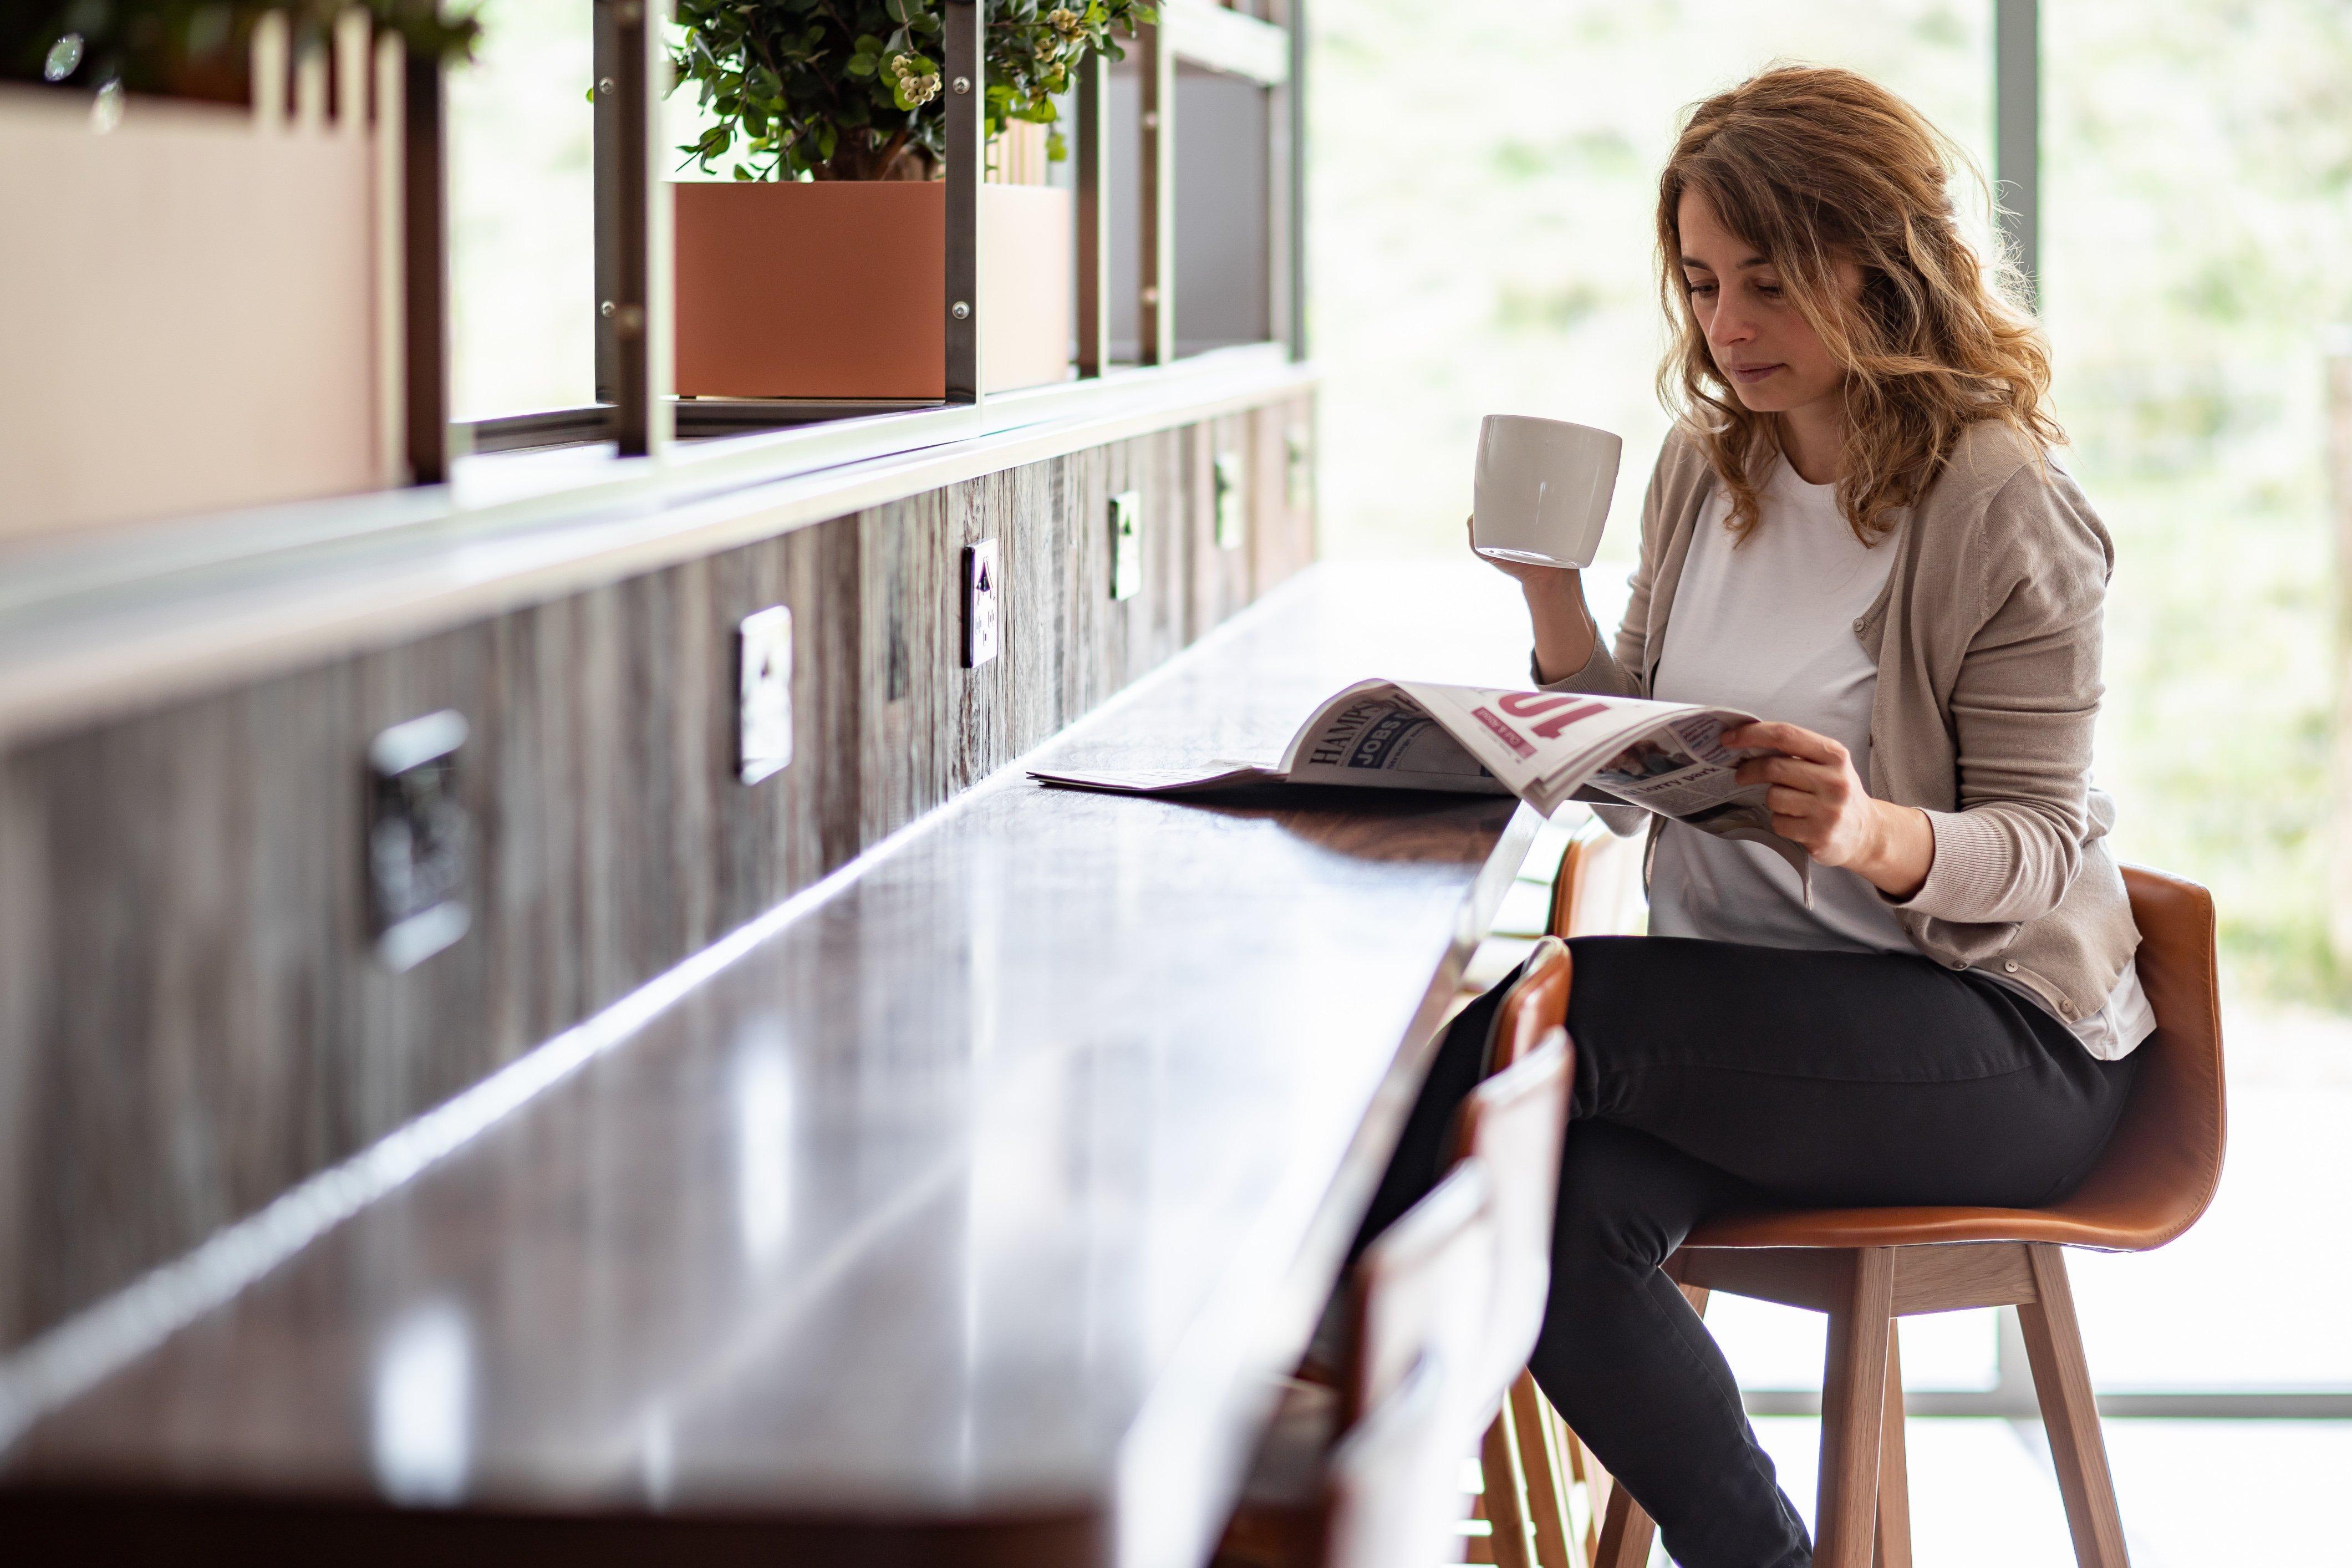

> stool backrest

[
  {"left": 1335, "top": 1159, "right": 1500, "bottom": 1568},
  {"left": 1489, "top": 935, "right": 1571, "bottom": 1073},
  {"left": 1547, "top": 815, "right": 1645, "bottom": 939},
  {"left": 1322, "top": 1351, "right": 1452, "bottom": 1568},
  {"left": 1450, "top": 1031, "right": 1571, "bottom": 1402},
  {"left": 1346, "top": 1159, "right": 1499, "bottom": 1426},
  {"left": 2045, "top": 864, "right": 2228, "bottom": 1250}
]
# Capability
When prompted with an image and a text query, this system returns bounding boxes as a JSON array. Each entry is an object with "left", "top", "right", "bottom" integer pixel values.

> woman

[{"left": 1364, "top": 67, "right": 2150, "bottom": 1568}]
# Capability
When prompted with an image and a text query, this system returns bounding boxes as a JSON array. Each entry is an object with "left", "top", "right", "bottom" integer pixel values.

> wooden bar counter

[{"left": 0, "top": 562, "right": 1544, "bottom": 1567}]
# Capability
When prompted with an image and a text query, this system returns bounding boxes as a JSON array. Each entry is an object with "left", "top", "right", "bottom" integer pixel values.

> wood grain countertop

[{"left": 0, "top": 561, "right": 1545, "bottom": 1567}]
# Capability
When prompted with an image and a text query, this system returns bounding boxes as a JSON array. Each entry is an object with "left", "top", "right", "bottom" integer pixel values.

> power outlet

[
  {"left": 737, "top": 605, "right": 794, "bottom": 785},
  {"left": 1109, "top": 490, "right": 1142, "bottom": 601},
  {"left": 366, "top": 710, "right": 471, "bottom": 973},
  {"left": 1213, "top": 452, "right": 1244, "bottom": 550},
  {"left": 963, "top": 538, "right": 1001, "bottom": 667}
]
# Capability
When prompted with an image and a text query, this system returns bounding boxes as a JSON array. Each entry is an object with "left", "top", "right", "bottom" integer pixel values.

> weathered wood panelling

[{"left": 0, "top": 392, "right": 1316, "bottom": 1350}]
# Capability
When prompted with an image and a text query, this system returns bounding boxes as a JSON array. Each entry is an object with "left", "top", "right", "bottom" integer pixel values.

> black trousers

[{"left": 1353, "top": 936, "right": 2140, "bottom": 1568}]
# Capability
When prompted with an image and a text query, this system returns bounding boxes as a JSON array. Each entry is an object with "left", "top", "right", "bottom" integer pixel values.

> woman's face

[{"left": 1676, "top": 190, "right": 1852, "bottom": 418}]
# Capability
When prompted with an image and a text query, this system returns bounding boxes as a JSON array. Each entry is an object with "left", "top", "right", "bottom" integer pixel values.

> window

[
  {"left": 445, "top": 0, "right": 596, "bottom": 423},
  {"left": 1326, "top": 1, "right": 2352, "bottom": 1556}
]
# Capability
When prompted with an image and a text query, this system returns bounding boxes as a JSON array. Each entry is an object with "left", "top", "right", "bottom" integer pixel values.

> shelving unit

[
  {"left": 0, "top": 1, "right": 1318, "bottom": 700},
  {"left": 449, "top": 0, "right": 1305, "bottom": 471}
]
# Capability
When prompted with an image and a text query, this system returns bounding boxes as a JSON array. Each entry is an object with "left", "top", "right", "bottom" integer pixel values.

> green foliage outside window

[{"left": 669, "top": 0, "right": 1153, "bottom": 182}]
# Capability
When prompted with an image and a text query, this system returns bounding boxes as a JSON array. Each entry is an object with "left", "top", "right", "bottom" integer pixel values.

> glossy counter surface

[{"left": 0, "top": 562, "right": 1541, "bottom": 1566}]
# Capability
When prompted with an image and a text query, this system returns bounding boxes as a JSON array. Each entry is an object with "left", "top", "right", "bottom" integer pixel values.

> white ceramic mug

[{"left": 1471, "top": 415, "right": 1622, "bottom": 569}]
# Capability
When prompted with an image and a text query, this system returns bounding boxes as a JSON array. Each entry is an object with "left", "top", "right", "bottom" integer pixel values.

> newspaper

[{"left": 1030, "top": 678, "right": 1807, "bottom": 874}]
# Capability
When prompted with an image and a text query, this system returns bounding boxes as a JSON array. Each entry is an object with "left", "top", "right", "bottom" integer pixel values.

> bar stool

[
  {"left": 1216, "top": 960, "right": 1575, "bottom": 1568},
  {"left": 1593, "top": 866, "right": 2226, "bottom": 1568},
  {"left": 1324, "top": 1159, "right": 1503, "bottom": 1568},
  {"left": 1474, "top": 823, "right": 1639, "bottom": 1568}
]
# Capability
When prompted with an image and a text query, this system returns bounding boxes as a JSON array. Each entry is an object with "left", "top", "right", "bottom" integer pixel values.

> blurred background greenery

[{"left": 1309, "top": 0, "right": 2352, "bottom": 1012}]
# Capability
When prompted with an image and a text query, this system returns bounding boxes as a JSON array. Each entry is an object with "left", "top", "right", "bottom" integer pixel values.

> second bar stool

[
  {"left": 1474, "top": 821, "right": 1642, "bottom": 1568},
  {"left": 1218, "top": 947, "right": 1576, "bottom": 1568}
]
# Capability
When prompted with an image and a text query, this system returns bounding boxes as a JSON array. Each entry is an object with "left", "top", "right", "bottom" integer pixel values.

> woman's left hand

[{"left": 1723, "top": 721, "right": 1934, "bottom": 899}]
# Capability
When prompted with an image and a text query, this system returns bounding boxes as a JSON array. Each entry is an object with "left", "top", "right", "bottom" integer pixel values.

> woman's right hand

[{"left": 1467, "top": 515, "right": 1598, "bottom": 684}]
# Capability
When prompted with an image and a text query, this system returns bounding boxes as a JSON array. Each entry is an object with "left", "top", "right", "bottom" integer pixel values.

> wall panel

[{"left": 0, "top": 391, "right": 1316, "bottom": 1350}]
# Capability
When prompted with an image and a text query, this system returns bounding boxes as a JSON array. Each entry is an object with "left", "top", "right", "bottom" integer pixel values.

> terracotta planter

[{"left": 673, "top": 181, "right": 1073, "bottom": 400}]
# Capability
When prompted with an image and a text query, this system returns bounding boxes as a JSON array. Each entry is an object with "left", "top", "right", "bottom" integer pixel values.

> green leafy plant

[
  {"left": 5, "top": 2, "right": 480, "bottom": 99},
  {"left": 671, "top": 0, "right": 1154, "bottom": 182}
]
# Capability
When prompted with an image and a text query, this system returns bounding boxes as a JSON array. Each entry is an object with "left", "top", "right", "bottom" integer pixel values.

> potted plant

[{"left": 669, "top": 0, "right": 1151, "bottom": 400}]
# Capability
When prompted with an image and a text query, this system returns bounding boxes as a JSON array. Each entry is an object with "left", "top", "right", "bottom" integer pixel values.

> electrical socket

[
  {"left": 1109, "top": 490, "right": 1142, "bottom": 601},
  {"left": 963, "top": 538, "right": 1001, "bottom": 667},
  {"left": 1214, "top": 452, "right": 1244, "bottom": 550},
  {"left": 737, "top": 605, "right": 794, "bottom": 785},
  {"left": 366, "top": 709, "right": 471, "bottom": 973}
]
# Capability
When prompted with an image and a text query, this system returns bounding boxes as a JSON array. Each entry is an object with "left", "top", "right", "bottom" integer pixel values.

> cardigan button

[
  {"left": 2059, "top": 998, "right": 2078, "bottom": 1017},
  {"left": 2003, "top": 961, "right": 2019, "bottom": 973},
  {"left": 1948, "top": 960, "right": 1967, "bottom": 971}
]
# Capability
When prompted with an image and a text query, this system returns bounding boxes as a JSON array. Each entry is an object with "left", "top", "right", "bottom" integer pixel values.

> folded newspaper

[{"left": 1030, "top": 679, "right": 1809, "bottom": 876}]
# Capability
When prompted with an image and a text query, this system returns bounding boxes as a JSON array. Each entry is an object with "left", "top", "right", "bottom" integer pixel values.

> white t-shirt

[{"left": 1646, "top": 460, "right": 2155, "bottom": 1059}]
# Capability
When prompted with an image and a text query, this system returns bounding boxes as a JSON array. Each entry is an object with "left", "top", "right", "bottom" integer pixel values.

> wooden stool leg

[
  {"left": 1815, "top": 1247, "right": 1896, "bottom": 1568},
  {"left": 1509, "top": 1373, "right": 1575, "bottom": 1568},
  {"left": 1874, "top": 1320, "right": 1912, "bottom": 1568},
  {"left": 1594, "top": 1483, "right": 1655, "bottom": 1568},
  {"left": 1562, "top": 1421, "right": 1611, "bottom": 1565},
  {"left": 1482, "top": 1402, "right": 1537, "bottom": 1568},
  {"left": 2018, "top": 1244, "right": 2130, "bottom": 1568}
]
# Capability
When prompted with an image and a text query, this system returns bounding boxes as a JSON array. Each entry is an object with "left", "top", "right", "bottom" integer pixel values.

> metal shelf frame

[{"left": 441, "top": 0, "right": 1307, "bottom": 481}]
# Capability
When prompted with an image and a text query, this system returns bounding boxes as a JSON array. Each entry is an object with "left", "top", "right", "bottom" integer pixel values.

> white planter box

[{"left": 0, "top": 26, "right": 402, "bottom": 542}]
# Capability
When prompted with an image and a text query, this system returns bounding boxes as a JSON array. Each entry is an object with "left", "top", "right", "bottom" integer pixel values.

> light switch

[
  {"left": 1109, "top": 490, "right": 1142, "bottom": 601},
  {"left": 366, "top": 709, "right": 471, "bottom": 973},
  {"left": 737, "top": 605, "right": 793, "bottom": 785},
  {"left": 1214, "top": 452, "right": 1244, "bottom": 550},
  {"left": 963, "top": 538, "right": 1001, "bottom": 667}
]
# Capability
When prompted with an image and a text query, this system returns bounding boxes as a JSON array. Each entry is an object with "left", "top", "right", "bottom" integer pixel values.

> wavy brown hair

[{"left": 1657, "top": 66, "right": 2061, "bottom": 542}]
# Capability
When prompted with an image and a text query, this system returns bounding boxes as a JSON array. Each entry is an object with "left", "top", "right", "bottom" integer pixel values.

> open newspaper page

[
  {"left": 1029, "top": 678, "right": 1806, "bottom": 873},
  {"left": 1369, "top": 683, "right": 1807, "bottom": 874},
  {"left": 1022, "top": 683, "right": 1516, "bottom": 799},
  {"left": 1260, "top": 682, "right": 1516, "bottom": 795},
  {"left": 1282, "top": 680, "right": 1763, "bottom": 818}
]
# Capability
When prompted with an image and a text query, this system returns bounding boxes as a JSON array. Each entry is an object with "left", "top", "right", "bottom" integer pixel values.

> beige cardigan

[{"left": 1545, "top": 421, "right": 2140, "bottom": 1029}]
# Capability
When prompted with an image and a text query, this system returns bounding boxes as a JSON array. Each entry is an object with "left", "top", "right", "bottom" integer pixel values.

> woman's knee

[{"left": 1552, "top": 1123, "right": 1692, "bottom": 1277}]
